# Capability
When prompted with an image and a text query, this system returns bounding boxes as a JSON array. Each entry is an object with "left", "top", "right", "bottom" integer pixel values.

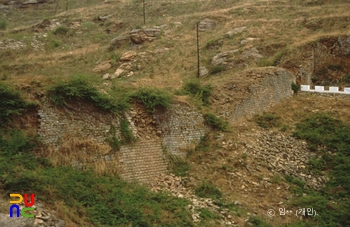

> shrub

[
  {"left": 53, "top": 26, "right": 70, "bottom": 36},
  {"left": 47, "top": 77, "right": 119, "bottom": 113},
  {"left": 168, "top": 154, "right": 190, "bottom": 177},
  {"left": 132, "top": 88, "right": 172, "bottom": 113},
  {"left": 181, "top": 80, "right": 212, "bottom": 106},
  {"left": 0, "top": 82, "right": 36, "bottom": 126},
  {"left": 0, "top": 19, "right": 7, "bottom": 30},
  {"left": 199, "top": 208, "right": 219, "bottom": 220},
  {"left": 120, "top": 119, "right": 135, "bottom": 143},
  {"left": 204, "top": 113, "right": 228, "bottom": 131},
  {"left": 293, "top": 113, "right": 350, "bottom": 153},
  {"left": 209, "top": 65, "right": 225, "bottom": 74},
  {"left": 254, "top": 112, "right": 281, "bottom": 128},
  {"left": 291, "top": 82, "right": 301, "bottom": 94},
  {"left": 195, "top": 181, "right": 222, "bottom": 200},
  {"left": 106, "top": 124, "right": 121, "bottom": 151}
]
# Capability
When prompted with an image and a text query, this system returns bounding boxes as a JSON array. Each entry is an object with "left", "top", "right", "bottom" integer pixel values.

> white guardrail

[{"left": 301, "top": 85, "right": 350, "bottom": 94}]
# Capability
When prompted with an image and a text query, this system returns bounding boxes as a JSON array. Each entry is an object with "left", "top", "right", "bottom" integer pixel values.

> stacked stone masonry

[
  {"left": 155, "top": 103, "right": 209, "bottom": 156},
  {"left": 37, "top": 101, "right": 207, "bottom": 183},
  {"left": 232, "top": 69, "right": 295, "bottom": 120}
]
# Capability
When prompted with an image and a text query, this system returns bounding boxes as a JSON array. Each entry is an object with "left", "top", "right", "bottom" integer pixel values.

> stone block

[
  {"left": 329, "top": 87, "right": 339, "bottom": 92},
  {"left": 300, "top": 85, "right": 310, "bottom": 91},
  {"left": 315, "top": 86, "right": 324, "bottom": 91},
  {"left": 344, "top": 87, "right": 350, "bottom": 94}
]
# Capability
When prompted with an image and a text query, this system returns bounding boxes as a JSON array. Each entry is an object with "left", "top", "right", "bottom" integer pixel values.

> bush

[
  {"left": 195, "top": 182, "right": 222, "bottom": 200},
  {"left": 0, "top": 19, "right": 7, "bottom": 30},
  {"left": 132, "top": 88, "right": 172, "bottom": 113},
  {"left": 0, "top": 82, "right": 36, "bottom": 126},
  {"left": 167, "top": 154, "right": 190, "bottom": 177},
  {"left": 47, "top": 77, "right": 120, "bottom": 113},
  {"left": 204, "top": 113, "right": 228, "bottom": 131},
  {"left": 254, "top": 112, "right": 281, "bottom": 128},
  {"left": 53, "top": 26, "right": 70, "bottom": 36},
  {"left": 120, "top": 119, "right": 135, "bottom": 144},
  {"left": 181, "top": 80, "right": 212, "bottom": 106},
  {"left": 199, "top": 208, "right": 219, "bottom": 220},
  {"left": 209, "top": 65, "right": 225, "bottom": 74},
  {"left": 291, "top": 82, "right": 301, "bottom": 94}
]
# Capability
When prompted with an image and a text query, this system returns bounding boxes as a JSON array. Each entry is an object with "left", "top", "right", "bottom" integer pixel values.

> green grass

[
  {"left": 180, "top": 80, "right": 212, "bottom": 106},
  {"left": 53, "top": 26, "right": 70, "bottom": 36},
  {"left": 254, "top": 112, "right": 281, "bottom": 128},
  {"left": 0, "top": 18, "right": 6, "bottom": 30},
  {"left": 47, "top": 75, "right": 125, "bottom": 113},
  {"left": 132, "top": 87, "right": 172, "bottom": 113},
  {"left": 120, "top": 119, "right": 136, "bottom": 144},
  {"left": 194, "top": 181, "right": 222, "bottom": 200},
  {"left": 168, "top": 154, "right": 190, "bottom": 177},
  {"left": 0, "top": 82, "right": 36, "bottom": 127},
  {"left": 285, "top": 113, "right": 350, "bottom": 227},
  {"left": 204, "top": 113, "right": 229, "bottom": 131},
  {"left": 0, "top": 130, "right": 194, "bottom": 226}
]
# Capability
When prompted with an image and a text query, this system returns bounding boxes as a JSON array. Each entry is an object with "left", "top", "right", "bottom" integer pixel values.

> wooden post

[
  {"left": 143, "top": 0, "right": 146, "bottom": 25},
  {"left": 197, "top": 22, "right": 200, "bottom": 78}
]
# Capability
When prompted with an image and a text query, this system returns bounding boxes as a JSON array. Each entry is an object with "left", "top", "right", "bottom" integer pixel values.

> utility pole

[
  {"left": 143, "top": 0, "right": 146, "bottom": 25},
  {"left": 196, "top": 22, "right": 200, "bottom": 78}
]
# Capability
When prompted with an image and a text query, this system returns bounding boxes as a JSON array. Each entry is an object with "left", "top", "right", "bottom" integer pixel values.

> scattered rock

[
  {"left": 241, "top": 47, "right": 263, "bottom": 60},
  {"left": 199, "top": 66, "right": 208, "bottom": 77},
  {"left": 92, "top": 60, "right": 112, "bottom": 73},
  {"left": 150, "top": 174, "right": 235, "bottom": 225},
  {"left": 114, "top": 68, "right": 125, "bottom": 78},
  {"left": 97, "top": 14, "right": 112, "bottom": 21},
  {"left": 154, "top": 47, "right": 170, "bottom": 54},
  {"left": 224, "top": 26, "right": 246, "bottom": 38},
  {"left": 245, "top": 131, "right": 326, "bottom": 190},
  {"left": 0, "top": 39, "right": 26, "bottom": 51},
  {"left": 211, "top": 50, "right": 239, "bottom": 66},
  {"left": 120, "top": 51, "right": 137, "bottom": 61},
  {"left": 199, "top": 18, "right": 216, "bottom": 32},
  {"left": 240, "top": 37, "right": 259, "bottom": 45},
  {"left": 102, "top": 73, "right": 110, "bottom": 80}
]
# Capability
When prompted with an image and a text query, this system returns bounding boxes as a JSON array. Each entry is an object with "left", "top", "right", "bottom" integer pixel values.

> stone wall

[
  {"left": 119, "top": 140, "right": 167, "bottom": 183},
  {"left": 155, "top": 103, "right": 209, "bottom": 156},
  {"left": 37, "top": 101, "right": 207, "bottom": 183},
  {"left": 232, "top": 69, "right": 295, "bottom": 120}
]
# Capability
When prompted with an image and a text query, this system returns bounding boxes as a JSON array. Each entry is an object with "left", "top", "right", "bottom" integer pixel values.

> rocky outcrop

[
  {"left": 211, "top": 50, "right": 239, "bottom": 66},
  {"left": 199, "top": 18, "right": 216, "bottom": 32},
  {"left": 130, "top": 28, "right": 161, "bottom": 44},
  {"left": 224, "top": 27, "right": 246, "bottom": 38}
]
